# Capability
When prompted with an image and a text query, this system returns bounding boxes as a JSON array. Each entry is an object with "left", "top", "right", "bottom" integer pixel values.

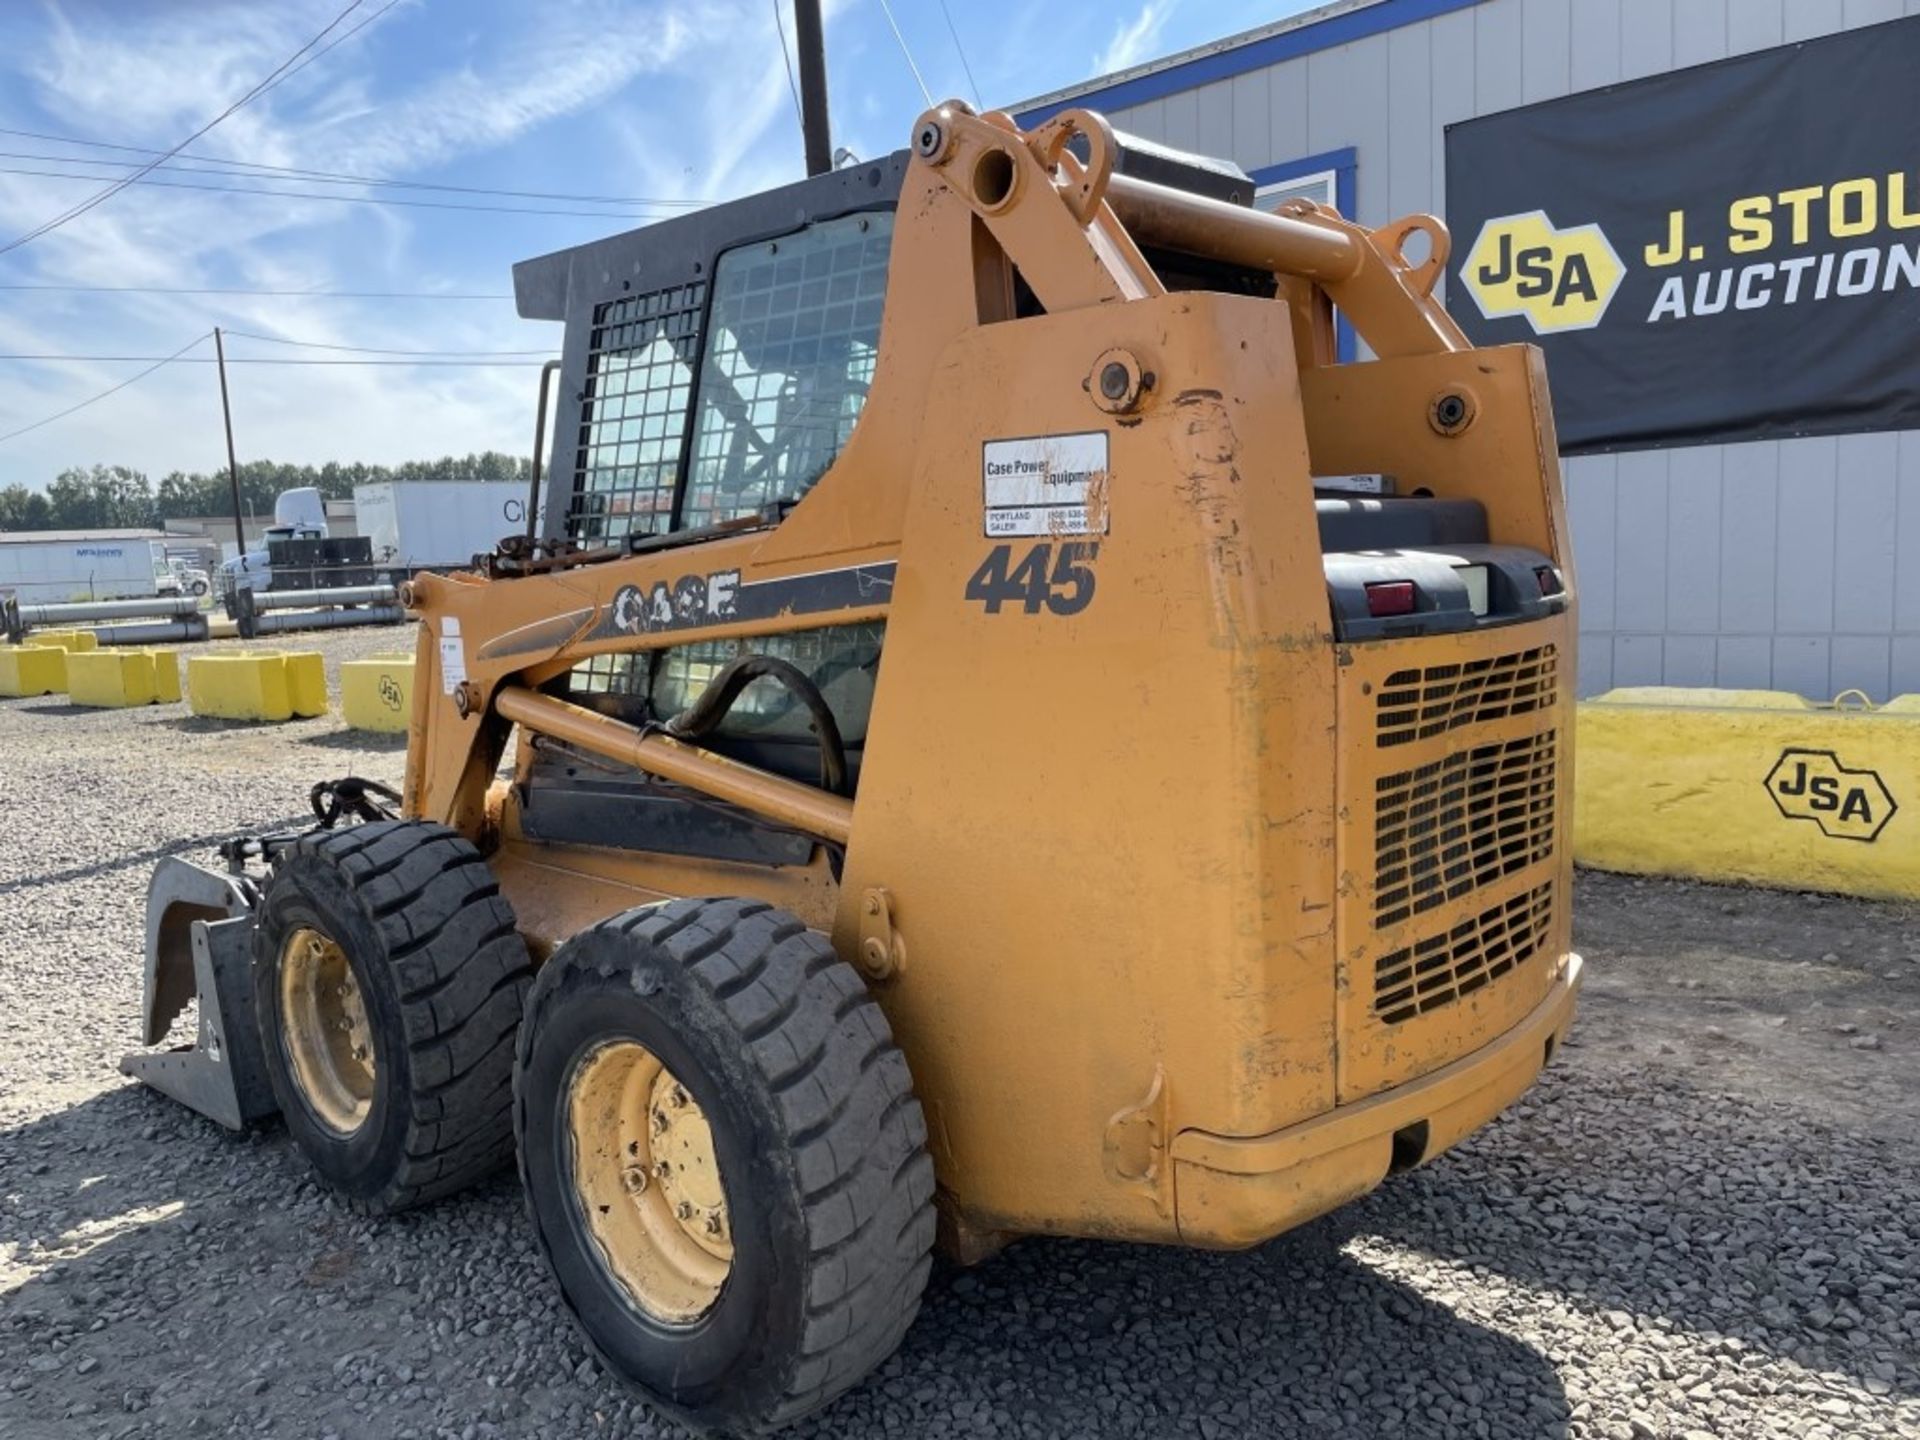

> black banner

[{"left": 1445, "top": 18, "right": 1920, "bottom": 453}]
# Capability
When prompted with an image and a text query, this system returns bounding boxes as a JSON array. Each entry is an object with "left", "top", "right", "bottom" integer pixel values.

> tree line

[{"left": 0, "top": 453, "right": 533, "bottom": 532}]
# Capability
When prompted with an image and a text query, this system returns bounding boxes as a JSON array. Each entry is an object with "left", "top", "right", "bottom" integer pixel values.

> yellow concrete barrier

[
  {"left": 1576, "top": 687, "right": 1919, "bottom": 900},
  {"left": 0, "top": 643, "right": 67, "bottom": 696},
  {"left": 24, "top": 629, "right": 98, "bottom": 652},
  {"left": 187, "top": 650, "right": 327, "bottom": 722},
  {"left": 66, "top": 648, "right": 181, "bottom": 708},
  {"left": 341, "top": 654, "right": 414, "bottom": 733}
]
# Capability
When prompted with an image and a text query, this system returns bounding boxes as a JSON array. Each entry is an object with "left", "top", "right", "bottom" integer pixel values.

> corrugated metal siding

[{"left": 1097, "top": 0, "right": 1920, "bottom": 698}]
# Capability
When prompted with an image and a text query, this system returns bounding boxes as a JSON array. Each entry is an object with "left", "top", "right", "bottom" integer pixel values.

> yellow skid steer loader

[{"left": 126, "top": 102, "right": 1581, "bottom": 1434}]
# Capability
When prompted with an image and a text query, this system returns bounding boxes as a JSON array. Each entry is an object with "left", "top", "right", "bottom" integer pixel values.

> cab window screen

[
  {"left": 568, "top": 283, "right": 705, "bottom": 544},
  {"left": 682, "top": 213, "right": 891, "bottom": 529}
]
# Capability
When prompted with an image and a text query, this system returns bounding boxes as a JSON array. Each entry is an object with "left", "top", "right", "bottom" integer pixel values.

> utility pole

[
  {"left": 214, "top": 327, "right": 246, "bottom": 556},
  {"left": 793, "top": 0, "right": 832, "bottom": 177}
]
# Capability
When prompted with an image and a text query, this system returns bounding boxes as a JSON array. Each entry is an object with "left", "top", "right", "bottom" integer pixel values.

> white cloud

[
  {"left": 1095, "top": 0, "right": 1173, "bottom": 76},
  {"left": 0, "top": 1, "right": 718, "bottom": 485}
]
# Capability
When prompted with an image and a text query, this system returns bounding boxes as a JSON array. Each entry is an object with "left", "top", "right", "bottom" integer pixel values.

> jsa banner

[{"left": 1444, "top": 18, "right": 1920, "bottom": 453}]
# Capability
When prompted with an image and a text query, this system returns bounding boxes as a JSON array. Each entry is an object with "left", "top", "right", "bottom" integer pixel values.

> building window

[
  {"left": 1255, "top": 166, "right": 1338, "bottom": 215},
  {"left": 1250, "top": 147, "right": 1358, "bottom": 363}
]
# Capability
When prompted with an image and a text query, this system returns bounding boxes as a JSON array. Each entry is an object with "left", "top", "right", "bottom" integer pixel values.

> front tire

[
  {"left": 253, "top": 821, "right": 532, "bottom": 1212},
  {"left": 515, "top": 897, "right": 936, "bottom": 1435}
]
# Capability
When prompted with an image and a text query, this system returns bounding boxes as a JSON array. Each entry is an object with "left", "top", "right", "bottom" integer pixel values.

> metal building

[{"left": 1016, "top": 0, "right": 1920, "bottom": 698}]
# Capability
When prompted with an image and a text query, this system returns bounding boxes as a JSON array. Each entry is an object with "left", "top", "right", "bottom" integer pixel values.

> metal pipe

[
  {"left": 495, "top": 686, "right": 854, "bottom": 845},
  {"left": 92, "top": 617, "right": 210, "bottom": 647},
  {"left": 250, "top": 606, "right": 406, "bottom": 635},
  {"left": 793, "top": 0, "right": 833, "bottom": 178},
  {"left": 18, "top": 595, "right": 202, "bottom": 625},
  {"left": 249, "top": 584, "right": 396, "bottom": 612},
  {"left": 1105, "top": 172, "right": 1365, "bottom": 283},
  {"left": 527, "top": 359, "right": 560, "bottom": 548}
]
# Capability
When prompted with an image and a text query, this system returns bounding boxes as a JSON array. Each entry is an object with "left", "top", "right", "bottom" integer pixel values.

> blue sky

[{"left": 0, "top": 0, "right": 1314, "bottom": 490}]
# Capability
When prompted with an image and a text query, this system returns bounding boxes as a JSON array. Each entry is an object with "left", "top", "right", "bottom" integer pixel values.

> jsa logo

[
  {"left": 1460, "top": 211, "right": 1626, "bottom": 334},
  {"left": 1764, "top": 748, "right": 1897, "bottom": 842}
]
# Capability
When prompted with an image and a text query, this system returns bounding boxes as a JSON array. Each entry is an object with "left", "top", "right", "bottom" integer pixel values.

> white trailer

[
  {"left": 0, "top": 530, "right": 169, "bottom": 604},
  {"left": 352, "top": 481, "right": 524, "bottom": 575}
]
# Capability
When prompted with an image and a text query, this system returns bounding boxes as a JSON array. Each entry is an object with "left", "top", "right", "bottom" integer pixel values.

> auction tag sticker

[
  {"left": 982, "top": 431, "right": 1111, "bottom": 537},
  {"left": 439, "top": 616, "right": 467, "bottom": 694}
]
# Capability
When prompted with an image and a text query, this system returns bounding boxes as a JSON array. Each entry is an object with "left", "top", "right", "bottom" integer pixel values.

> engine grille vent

[
  {"left": 1374, "top": 730, "right": 1557, "bottom": 929},
  {"left": 1373, "top": 882, "right": 1555, "bottom": 1026},
  {"left": 1376, "top": 645, "right": 1558, "bottom": 748}
]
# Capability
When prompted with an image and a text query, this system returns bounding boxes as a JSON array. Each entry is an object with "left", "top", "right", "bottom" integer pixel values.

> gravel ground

[{"left": 2, "top": 626, "right": 1916, "bottom": 1440}]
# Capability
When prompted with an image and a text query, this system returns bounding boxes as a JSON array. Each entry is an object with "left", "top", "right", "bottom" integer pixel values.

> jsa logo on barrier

[
  {"left": 1764, "top": 748, "right": 1897, "bottom": 842},
  {"left": 1460, "top": 211, "right": 1626, "bottom": 334}
]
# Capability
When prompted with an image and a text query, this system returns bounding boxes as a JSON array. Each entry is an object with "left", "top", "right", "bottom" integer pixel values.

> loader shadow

[
  {"left": 295, "top": 728, "right": 409, "bottom": 753},
  {"left": 0, "top": 819, "right": 308, "bottom": 897},
  {"left": 792, "top": 1222, "right": 1573, "bottom": 1440},
  {"left": 1342, "top": 1062, "right": 1919, "bottom": 1407}
]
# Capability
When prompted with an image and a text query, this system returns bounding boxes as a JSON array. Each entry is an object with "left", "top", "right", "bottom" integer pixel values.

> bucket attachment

[{"left": 121, "top": 856, "right": 279, "bottom": 1130}]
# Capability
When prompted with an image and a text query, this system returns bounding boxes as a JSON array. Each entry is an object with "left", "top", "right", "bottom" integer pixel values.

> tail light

[{"left": 1364, "top": 580, "right": 1416, "bottom": 617}]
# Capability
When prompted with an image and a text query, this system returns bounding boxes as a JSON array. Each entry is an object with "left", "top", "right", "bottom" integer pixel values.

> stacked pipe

[
  {"left": 232, "top": 584, "right": 405, "bottom": 640},
  {"left": 6, "top": 595, "right": 209, "bottom": 646}
]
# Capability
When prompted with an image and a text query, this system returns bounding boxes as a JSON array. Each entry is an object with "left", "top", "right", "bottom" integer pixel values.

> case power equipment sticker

[{"left": 982, "top": 432, "right": 1111, "bottom": 538}]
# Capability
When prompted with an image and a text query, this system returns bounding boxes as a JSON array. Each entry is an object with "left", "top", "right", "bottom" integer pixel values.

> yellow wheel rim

[
  {"left": 278, "top": 927, "right": 376, "bottom": 1136},
  {"left": 569, "top": 1041, "right": 733, "bottom": 1324}
]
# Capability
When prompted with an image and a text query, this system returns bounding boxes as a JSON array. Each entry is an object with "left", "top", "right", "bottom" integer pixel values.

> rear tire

[
  {"left": 515, "top": 897, "right": 936, "bottom": 1435},
  {"left": 253, "top": 820, "right": 532, "bottom": 1213}
]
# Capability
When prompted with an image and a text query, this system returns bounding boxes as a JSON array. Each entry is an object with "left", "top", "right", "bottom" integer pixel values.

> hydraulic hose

[{"left": 662, "top": 654, "right": 849, "bottom": 795}]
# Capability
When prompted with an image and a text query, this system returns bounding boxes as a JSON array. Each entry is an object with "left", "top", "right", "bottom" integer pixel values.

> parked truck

[
  {"left": 0, "top": 530, "right": 172, "bottom": 604},
  {"left": 218, "top": 487, "right": 374, "bottom": 601},
  {"left": 352, "top": 480, "right": 526, "bottom": 577}
]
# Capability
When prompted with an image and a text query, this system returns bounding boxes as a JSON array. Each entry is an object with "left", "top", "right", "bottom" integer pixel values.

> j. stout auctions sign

[{"left": 1445, "top": 19, "right": 1920, "bottom": 452}]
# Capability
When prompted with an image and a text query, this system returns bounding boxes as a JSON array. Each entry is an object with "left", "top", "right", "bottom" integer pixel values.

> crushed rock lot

[{"left": 2, "top": 627, "right": 1917, "bottom": 1439}]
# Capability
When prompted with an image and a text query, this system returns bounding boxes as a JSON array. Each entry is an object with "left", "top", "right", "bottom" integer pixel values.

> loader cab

[
  {"left": 509, "top": 161, "right": 911, "bottom": 858},
  {"left": 505, "top": 139, "right": 1286, "bottom": 860}
]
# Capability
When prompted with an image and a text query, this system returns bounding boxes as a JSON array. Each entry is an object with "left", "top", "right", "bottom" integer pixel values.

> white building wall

[{"left": 1073, "top": 0, "right": 1920, "bottom": 697}]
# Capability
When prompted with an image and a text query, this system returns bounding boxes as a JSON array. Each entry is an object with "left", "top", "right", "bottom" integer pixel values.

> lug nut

[
  {"left": 622, "top": 1166, "right": 649, "bottom": 1194},
  {"left": 676, "top": 1201, "right": 695, "bottom": 1221}
]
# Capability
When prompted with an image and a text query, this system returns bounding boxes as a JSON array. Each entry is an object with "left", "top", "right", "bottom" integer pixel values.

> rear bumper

[{"left": 1170, "top": 951, "right": 1582, "bottom": 1247}]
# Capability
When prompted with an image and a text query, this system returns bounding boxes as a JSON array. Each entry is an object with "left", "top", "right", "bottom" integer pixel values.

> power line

[
  {"left": 0, "top": 354, "right": 551, "bottom": 366},
  {"left": 220, "top": 328, "right": 550, "bottom": 357},
  {"left": 261, "top": 0, "right": 405, "bottom": 94},
  {"left": 0, "top": 1, "right": 373, "bottom": 258},
  {"left": 0, "top": 163, "right": 671, "bottom": 221},
  {"left": 0, "top": 332, "right": 211, "bottom": 445},
  {"left": 935, "top": 0, "right": 984, "bottom": 111},
  {"left": 874, "top": 0, "right": 934, "bottom": 107},
  {"left": 771, "top": 0, "right": 808, "bottom": 142},
  {"left": 0, "top": 283, "right": 511, "bottom": 300},
  {"left": 0, "top": 130, "right": 706, "bottom": 209}
]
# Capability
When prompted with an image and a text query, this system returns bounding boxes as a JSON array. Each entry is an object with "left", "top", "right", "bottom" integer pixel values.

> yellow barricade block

[
  {"left": 1576, "top": 687, "right": 1920, "bottom": 900},
  {"left": 65, "top": 648, "right": 181, "bottom": 708},
  {"left": 187, "top": 650, "right": 328, "bottom": 722},
  {"left": 341, "top": 654, "right": 414, "bottom": 733},
  {"left": 24, "top": 629, "right": 99, "bottom": 652},
  {"left": 0, "top": 643, "right": 68, "bottom": 696}
]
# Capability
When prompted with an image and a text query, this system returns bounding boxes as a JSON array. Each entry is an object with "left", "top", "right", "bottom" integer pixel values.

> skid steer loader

[{"left": 126, "top": 102, "right": 1582, "bottom": 1434}]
